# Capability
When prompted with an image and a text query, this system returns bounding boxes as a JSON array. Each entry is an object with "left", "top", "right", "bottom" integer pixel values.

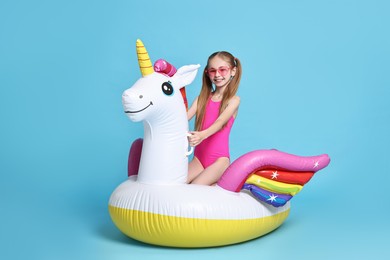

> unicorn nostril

[{"left": 139, "top": 95, "right": 143, "bottom": 99}]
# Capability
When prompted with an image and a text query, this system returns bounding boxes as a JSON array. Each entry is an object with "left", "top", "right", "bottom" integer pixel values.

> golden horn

[{"left": 136, "top": 39, "right": 154, "bottom": 76}]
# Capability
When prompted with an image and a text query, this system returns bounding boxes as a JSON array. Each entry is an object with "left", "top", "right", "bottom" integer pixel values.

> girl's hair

[{"left": 195, "top": 51, "right": 242, "bottom": 131}]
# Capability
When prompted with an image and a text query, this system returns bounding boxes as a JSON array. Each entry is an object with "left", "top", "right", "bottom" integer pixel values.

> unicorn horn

[{"left": 136, "top": 39, "right": 154, "bottom": 77}]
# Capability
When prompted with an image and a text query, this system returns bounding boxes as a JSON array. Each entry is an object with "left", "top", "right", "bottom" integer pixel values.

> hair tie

[{"left": 234, "top": 57, "right": 239, "bottom": 66}]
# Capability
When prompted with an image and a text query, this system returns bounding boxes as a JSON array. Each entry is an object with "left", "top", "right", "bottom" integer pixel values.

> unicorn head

[
  {"left": 122, "top": 39, "right": 200, "bottom": 184},
  {"left": 123, "top": 39, "right": 199, "bottom": 123}
]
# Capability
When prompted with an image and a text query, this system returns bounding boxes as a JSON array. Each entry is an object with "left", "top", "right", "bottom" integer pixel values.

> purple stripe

[{"left": 243, "top": 184, "right": 292, "bottom": 207}]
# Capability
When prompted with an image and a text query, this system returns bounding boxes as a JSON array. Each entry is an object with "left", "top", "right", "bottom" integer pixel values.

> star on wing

[
  {"left": 267, "top": 194, "right": 278, "bottom": 202},
  {"left": 271, "top": 171, "right": 279, "bottom": 179},
  {"left": 313, "top": 161, "right": 320, "bottom": 168}
]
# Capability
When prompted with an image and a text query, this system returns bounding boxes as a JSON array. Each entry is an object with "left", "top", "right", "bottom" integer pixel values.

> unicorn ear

[{"left": 170, "top": 64, "right": 200, "bottom": 89}]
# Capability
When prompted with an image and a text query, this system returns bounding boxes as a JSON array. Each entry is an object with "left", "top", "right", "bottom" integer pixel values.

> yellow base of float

[
  {"left": 108, "top": 176, "right": 290, "bottom": 248},
  {"left": 109, "top": 206, "right": 289, "bottom": 247}
]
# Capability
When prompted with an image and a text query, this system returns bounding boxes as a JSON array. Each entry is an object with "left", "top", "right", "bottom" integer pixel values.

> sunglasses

[{"left": 205, "top": 66, "right": 231, "bottom": 77}]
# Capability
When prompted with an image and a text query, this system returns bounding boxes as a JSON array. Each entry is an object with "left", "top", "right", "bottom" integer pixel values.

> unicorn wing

[
  {"left": 242, "top": 170, "right": 311, "bottom": 207},
  {"left": 217, "top": 149, "right": 331, "bottom": 207}
]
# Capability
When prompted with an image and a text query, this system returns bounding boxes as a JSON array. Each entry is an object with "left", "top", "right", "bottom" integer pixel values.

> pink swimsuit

[{"left": 194, "top": 98, "right": 235, "bottom": 168}]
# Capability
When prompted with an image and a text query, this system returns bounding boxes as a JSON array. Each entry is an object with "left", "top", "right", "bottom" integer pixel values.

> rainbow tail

[
  {"left": 217, "top": 149, "right": 331, "bottom": 207},
  {"left": 242, "top": 169, "right": 314, "bottom": 207}
]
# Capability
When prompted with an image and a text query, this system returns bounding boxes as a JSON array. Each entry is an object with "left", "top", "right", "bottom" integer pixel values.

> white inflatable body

[
  {"left": 110, "top": 176, "right": 289, "bottom": 247},
  {"left": 109, "top": 39, "right": 329, "bottom": 247}
]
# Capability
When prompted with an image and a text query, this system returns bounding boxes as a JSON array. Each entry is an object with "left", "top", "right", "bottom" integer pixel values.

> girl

[{"left": 187, "top": 51, "right": 242, "bottom": 185}]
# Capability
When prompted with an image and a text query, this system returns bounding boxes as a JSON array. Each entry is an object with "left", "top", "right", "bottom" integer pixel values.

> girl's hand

[{"left": 188, "top": 131, "right": 206, "bottom": 147}]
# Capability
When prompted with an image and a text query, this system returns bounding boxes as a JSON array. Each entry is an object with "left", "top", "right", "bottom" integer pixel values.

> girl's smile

[{"left": 207, "top": 57, "right": 236, "bottom": 88}]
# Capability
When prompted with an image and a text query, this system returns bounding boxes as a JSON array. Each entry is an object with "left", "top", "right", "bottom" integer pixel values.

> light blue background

[{"left": 1, "top": 0, "right": 389, "bottom": 259}]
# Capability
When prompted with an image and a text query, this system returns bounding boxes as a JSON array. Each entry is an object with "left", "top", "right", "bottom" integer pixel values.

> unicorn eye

[{"left": 162, "top": 81, "right": 174, "bottom": 96}]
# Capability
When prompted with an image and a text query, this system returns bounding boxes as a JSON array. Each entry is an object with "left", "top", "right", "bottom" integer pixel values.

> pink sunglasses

[{"left": 205, "top": 66, "right": 231, "bottom": 77}]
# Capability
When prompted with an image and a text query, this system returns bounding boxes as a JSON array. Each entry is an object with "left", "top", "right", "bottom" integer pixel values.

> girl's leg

[
  {"left": 187, "top": 157, "right": 204, "bottom": 183},
  {"left": 190, "top": 157, "right": 230, "bottom": 185}
]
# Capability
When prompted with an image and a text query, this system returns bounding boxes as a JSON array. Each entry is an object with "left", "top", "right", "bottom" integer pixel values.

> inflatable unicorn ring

[{"left": 108, "top": 39, "right": 331, "bottom": 247}]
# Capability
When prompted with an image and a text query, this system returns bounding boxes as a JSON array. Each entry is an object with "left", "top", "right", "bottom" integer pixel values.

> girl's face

[{"left": 206, "top": 56, "right": 236, "bottom": 88}]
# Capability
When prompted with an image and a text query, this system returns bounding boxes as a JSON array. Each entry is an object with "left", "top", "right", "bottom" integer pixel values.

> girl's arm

[
  {"left": 189, "top": 96, "right": 240, "bottom": 146},
  {"left": 187, "top": 96, "right": 198, "bottom": 121}
]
